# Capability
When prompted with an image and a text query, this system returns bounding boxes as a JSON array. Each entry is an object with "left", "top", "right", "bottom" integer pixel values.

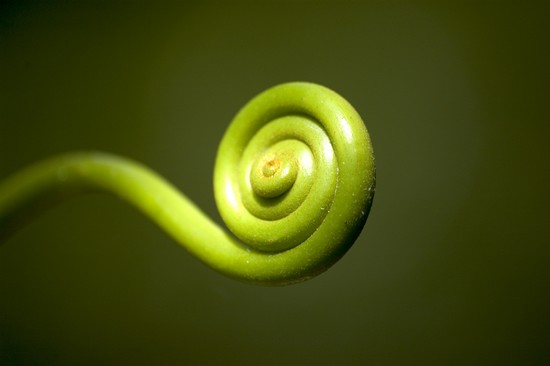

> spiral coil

[{"left": 0, "top": 82, "right": 375, "bottom": 285}]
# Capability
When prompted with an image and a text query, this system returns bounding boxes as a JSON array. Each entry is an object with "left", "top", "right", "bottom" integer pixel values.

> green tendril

[{"left": 0, "top": 82, "right": 375, "bottom": 286}]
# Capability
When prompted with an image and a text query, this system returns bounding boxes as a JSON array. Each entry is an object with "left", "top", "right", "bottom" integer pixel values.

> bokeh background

[{"left": 1, "top": 1, "right": 549, "bottom": 365}]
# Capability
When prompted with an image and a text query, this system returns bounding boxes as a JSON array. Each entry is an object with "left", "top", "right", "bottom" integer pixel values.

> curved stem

[
  {"left": 0, "top": 82, "right": 375, "bottom": 286},
  {"left": 0, "top": 153, "right": 300, "bottom": 284}
]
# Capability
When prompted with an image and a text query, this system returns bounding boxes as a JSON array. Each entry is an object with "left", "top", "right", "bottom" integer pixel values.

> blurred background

[{"left": 0, "top": 1, "right": 548, "bottom": 365}]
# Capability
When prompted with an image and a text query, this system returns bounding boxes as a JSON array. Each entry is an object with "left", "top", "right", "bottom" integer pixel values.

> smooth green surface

[
  {"left": 0, "top": 2, "right": 548, "bottom": 365},
  {"left": 0, "top": 83, "right": 375, "bottom": 285}
]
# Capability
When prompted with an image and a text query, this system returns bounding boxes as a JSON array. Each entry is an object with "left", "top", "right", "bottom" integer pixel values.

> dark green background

[{"left": 1, "top": 1, "right": 548, "bottom": 365}]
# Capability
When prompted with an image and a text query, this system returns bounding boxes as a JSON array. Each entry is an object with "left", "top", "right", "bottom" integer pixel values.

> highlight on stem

[{"left": 0, "top": 82, "right": 376, "bottom": 286}]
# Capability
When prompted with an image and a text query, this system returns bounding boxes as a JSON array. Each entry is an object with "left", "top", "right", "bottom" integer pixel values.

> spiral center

[
  {"left": 250, "top": 150, "right": 297, "bottom": 199},
  {"left": 262, "top": 159, "right": 280, "bottom": 177}
]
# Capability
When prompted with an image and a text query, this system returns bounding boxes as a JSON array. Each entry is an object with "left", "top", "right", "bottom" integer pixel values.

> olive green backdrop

[{"left": 1, "top": 1, "right": 548, "bottom": 365}]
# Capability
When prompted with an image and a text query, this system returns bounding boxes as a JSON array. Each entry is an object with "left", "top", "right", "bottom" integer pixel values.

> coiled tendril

[{"left": 0, "top": 82, "right": 375, "bottom": 285}]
